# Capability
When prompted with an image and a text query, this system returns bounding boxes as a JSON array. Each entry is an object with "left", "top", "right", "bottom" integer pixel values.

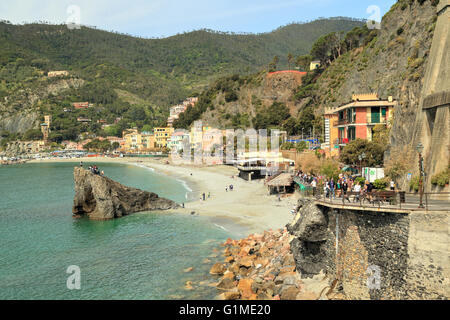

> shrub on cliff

[{"left": 431, "top": 168, "right": 449, "bottom": 187}]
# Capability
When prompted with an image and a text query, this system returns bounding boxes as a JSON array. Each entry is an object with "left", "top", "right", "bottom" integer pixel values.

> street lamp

[
  {"left": 358, "top": 152, "right": 366, "bottom": 177},
  {"left": 416, "top": 143, "right": 425, "bottom": 208}
]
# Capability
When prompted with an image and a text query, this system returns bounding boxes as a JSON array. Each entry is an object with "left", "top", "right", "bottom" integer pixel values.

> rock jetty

[
  {"left": 211, "top": 228, "right": 325, "bottom": 300},
  {"left": 210, "top": 198, "right": 344, "bottom": 300},
  {"left": 72, "top": 167, "right": 179, "bottom": 220}
]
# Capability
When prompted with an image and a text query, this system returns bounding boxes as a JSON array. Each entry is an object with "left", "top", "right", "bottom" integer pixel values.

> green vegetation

[
  {"left": 431, "top": 167, "right": 450, "bottom": 187},
  {"left": 373, "top": 177, "right": 389, "bottom": 190},
  {"left": 339, "top": 139, "right": 385, "bottom": 167},
  {"left": 409, "top": 176, "right": 420, "bottom": 192},
  {"left": 83, "top": 139, "right": 118, "bottom": 152},
  {"left": 0, "top": 18, "right": 364, "bottom": 141}
]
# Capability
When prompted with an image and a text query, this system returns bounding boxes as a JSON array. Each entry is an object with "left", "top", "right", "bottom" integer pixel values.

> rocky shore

[
  {"left": 72, "top": 167, "right": 179, "bottom": 219},
  {"left": 209, "top": 227, "right": 340, "bottom": 300}
]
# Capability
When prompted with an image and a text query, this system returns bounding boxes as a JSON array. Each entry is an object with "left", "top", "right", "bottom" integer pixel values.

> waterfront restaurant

[{"left": 322, "top": 93, "right": 397, "bottom": 157}]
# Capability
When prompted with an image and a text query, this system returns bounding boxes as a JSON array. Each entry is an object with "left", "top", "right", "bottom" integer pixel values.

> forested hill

[
  {"left": 0, "top": 17, "right": 363, "bottom": 143},
  {"left": 0, "top": 17, "right": 363, "bottom": 85}
]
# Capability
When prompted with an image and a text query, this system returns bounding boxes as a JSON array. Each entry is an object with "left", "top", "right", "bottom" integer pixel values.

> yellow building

[
  {"left": 154, "top": 127, "right": 174, "bottom": 148},
  {"left": 310, "top": 61, "right": 321, "bottom": 71},
  {"left": 122, "top": 129, "right": 156, "bottom": 152}
]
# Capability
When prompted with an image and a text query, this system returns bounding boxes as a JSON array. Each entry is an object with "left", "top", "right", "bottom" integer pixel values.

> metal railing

[{"left": 306, "top": 189, "right": 450, "bottom": 212}]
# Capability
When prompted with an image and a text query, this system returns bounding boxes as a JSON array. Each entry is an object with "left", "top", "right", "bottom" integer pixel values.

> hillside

[
  {"left": 0, "top": 17, "right": 364, "bottom": 143},
  {"left": 178, "top": 0, "right": 445, "bottom": 190}
]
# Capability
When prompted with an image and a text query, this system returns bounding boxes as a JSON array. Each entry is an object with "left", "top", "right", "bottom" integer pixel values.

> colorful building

[
  {"left": 167, "top": 131, "right": 190, "bottom": 152},
  {"left": 40, "top": 115, "right": 51, "bottom": 143},
  {"left": 122, "top": 129, "right": 156, "bottom": 152},
  {"left": 154, "top": 127, "right": 174, "bottom": 148},
  {"left": 323, "top": 93, "right": 397, "bottom": 156}
]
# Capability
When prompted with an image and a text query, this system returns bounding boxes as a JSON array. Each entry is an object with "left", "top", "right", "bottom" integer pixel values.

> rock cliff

[{"left": 72, "top": 167, "right": 179, "bottom": 220}]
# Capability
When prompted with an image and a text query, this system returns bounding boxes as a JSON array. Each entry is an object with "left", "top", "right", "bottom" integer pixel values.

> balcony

[
  {"left": 334, "top": 138, "right": 350, "bottom": 145},
  {"left": 333, "top": 119, "right": 353, "bottom": 126}
]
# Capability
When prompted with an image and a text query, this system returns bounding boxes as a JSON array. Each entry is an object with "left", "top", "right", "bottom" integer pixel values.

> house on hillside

[{"left": 322, "top": 93, "right": 397, "bottom": 157}]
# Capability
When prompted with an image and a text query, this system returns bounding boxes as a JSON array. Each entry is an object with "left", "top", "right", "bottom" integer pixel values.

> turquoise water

[{"left": 0, "top": 162, "right": 239, "bottom": 299}]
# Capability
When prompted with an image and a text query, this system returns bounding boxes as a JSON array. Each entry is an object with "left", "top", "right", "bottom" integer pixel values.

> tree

[
  {"left": 23, "top": 129, "right": 43, "bottom": 141},
  {"left": 296, "top": 141, "right": 308, "bottom": 153},
  {"left": 320, "top": 158, "right": 340, "bottom": 181},
  {"left": 287, "top": 53, "right": 294, "bottom": 70},
  {"left": 339, "top": 139, "right": 384, "bottom": 167},
  {"left": 268, "top": 56, "right": 279, "bottom": 72},
  {"left": 296, "top": 55, "right": 312, "bottom": 71}
]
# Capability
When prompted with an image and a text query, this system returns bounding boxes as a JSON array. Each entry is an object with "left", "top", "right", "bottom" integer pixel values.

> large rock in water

[{"left": 72, "top": 167, "right": 179, "bottom": 219}]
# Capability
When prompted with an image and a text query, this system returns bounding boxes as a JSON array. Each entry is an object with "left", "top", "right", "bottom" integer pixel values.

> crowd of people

[
  {"left": 295, "top": 170, "right": 395, "bottom": 203},
  {"left": 80, "top": 161, "right": 104, "bottom": 176}
]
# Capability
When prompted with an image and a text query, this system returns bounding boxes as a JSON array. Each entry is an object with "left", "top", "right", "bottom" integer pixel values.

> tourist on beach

[
  {"left": 202, "top": 193, "right": 205, "bottom": 201},
  {"left": 208, "top": 192, "right": 210, "bottom": 199},
  {"left": 229, "top": 184, "right": 233, "bottom": 191},
  {"left": 225, "top": 186, "right": 228, "bottom": 192}
]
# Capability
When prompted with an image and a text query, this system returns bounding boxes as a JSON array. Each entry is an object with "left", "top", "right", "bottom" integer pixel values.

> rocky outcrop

[
  {"left": 286, "top": 199, "right": 333, "bottom": 277},
  {"left": 72, "top": 167, "right": 179, "bottom": 220}
]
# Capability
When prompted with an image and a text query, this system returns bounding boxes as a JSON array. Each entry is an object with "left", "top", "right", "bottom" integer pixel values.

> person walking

[
  {"left": 330, "top": 178, "right": 335, "bottom": 199},
  {"left": 202, "top": 192, "right": 205, "bottom": 201},
  {"left": 390, "top": 179, "right": 395, "bottom": 191},
  {"left": 311, "top": 178, "right": 317, "bottom": 197}
]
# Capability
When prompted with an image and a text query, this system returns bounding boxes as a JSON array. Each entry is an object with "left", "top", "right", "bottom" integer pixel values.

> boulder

[
  {"left": 210, "top": 263, "right": 227, "bottom": 275},
  {"left": 72, "top": 167, "right": 179, "bottom": 219},
  {"left": 237, "top": 278, "right": 254, "bottom": 299},
  {"left": 217, "top": 278, "right": 237, "bottom": 290}
]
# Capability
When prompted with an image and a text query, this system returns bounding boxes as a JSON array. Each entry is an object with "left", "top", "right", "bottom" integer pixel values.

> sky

[{"left": 1, "top": 0, "right": 397, "bottom": 38}]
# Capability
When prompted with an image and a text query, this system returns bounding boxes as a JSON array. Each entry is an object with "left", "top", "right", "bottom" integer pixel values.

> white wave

[{"left": 214, "top": 223, "right": 228, "bottom": 231}]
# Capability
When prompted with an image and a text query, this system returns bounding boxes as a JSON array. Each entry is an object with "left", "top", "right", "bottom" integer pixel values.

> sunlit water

[{"left": 0, "top": 162, "right": 242, "bottom": 299}]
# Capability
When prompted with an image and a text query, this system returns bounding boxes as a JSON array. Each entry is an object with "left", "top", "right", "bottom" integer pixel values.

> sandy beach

[{"left": 28, "top": 156, "right": 299, "bottom": 234}]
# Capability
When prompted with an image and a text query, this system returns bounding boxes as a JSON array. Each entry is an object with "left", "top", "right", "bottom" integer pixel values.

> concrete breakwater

[{"left": 210, "top": 199, "right": 449, "bottom": 300}]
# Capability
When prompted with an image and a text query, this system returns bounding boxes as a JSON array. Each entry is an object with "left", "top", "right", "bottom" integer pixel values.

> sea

[{"left": 0, "top": 162, "right": 244, "bottom": 299}]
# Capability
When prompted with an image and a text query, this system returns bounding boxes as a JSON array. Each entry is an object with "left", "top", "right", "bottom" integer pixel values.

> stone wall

[{"left": 288, "top": 199, "right": 449, "bottom": 300}]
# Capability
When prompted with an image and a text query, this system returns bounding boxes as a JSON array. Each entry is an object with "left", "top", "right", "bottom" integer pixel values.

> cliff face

[
  {"left": 72, "top": 167, "right": 179, "bottom": 220},
  {"left": 200, "top": 71, "right": 306, "bottom": 128},
  {"left": 287, "top": 198, "right": 449, "bottom": 300},
  {"left": 0, "top": 78, "right": 84, "bottom": 134},
  {"left": 309, "top": 0, "right": 448, "bottom": 190}
]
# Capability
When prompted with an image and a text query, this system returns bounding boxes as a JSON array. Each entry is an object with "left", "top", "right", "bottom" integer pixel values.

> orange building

[{"left": 323, "top": 93, "right": 397, "bottom": 156}]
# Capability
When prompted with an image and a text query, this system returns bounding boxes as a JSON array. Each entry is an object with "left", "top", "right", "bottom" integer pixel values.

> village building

[
  {"left": 167, "top": 131, "right": 190, "bottom": 152},
  {"left": 47, "top": 71, "right": 69, "bottom": 77},
  {"left": 122, "top": 129, "right": 156, "bottom": 153},
  {"left": 40, "top": 115, "right": 51, "bottom": 143},
  {"left": 167, "top": 97, "right": 198, "bottom": 127},
  {"left": 154, "top": 127, "right": 174, "bottom": 148},
  {"left": 322, "top": 93, "right": 397, "bottom": 157},
  {"left": 309, "top": 61, "right": 321, "bottom": 71},
  {"left": 77, "top": 117, "right": 92, "bottom": 122},
  {"left": 72, "top": 102, "right": 90, "bottom": 109}
]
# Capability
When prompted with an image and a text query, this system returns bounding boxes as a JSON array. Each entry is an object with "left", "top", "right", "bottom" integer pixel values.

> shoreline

[{"left": 28, "top": 157, "right": 298, "bottom": 235}]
